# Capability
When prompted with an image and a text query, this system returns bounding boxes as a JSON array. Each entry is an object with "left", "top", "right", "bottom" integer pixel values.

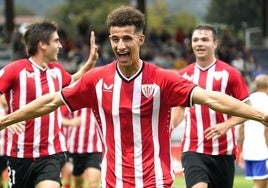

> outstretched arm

[
  {"left": 192, "top": 87, "right": 268, "bottom": 125},
  {"left": 0, "top": 92, "right": 63, "bottom": 130}
]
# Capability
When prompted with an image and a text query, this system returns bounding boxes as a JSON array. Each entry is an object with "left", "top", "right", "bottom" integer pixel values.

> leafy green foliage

[{"left": 205, "top": 0, "right": 263, "bottom": 31}]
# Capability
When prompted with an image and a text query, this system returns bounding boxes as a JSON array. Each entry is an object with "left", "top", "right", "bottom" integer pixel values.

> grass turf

[{"left": 174, "top": 174, "right": 253, "bottom": 188}]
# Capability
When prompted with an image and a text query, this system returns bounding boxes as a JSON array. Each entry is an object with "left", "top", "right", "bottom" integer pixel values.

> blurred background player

[
  {"left": 238, "top": 74, "right": 268, "bottom": 188},
  {"left": 61, "top": 105, "right": 102, "bottom": 188}
]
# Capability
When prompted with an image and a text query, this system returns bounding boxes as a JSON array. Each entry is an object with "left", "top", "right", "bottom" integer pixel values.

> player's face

[
  {"left": 191, "top": 29, "right": 217, "bottom": 61},
  {"left": 109, "top": 25, "right": 145, "bottom": 73},
  {"left": 44, "top": 32, "right": 62, "bottom": 63}
]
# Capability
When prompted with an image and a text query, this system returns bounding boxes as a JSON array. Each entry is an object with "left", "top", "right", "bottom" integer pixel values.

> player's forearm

[
  {"left": 193, "top": 87, "right": 265, "bottom": 123},
  {"left": 0, "top": 92, "right": 63, "bottom": 130}
]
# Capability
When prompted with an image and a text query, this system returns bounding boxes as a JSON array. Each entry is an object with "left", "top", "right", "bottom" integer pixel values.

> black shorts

[
  {"left": 0, "top": 155, "right": 7, "bottom": 174},
  {"left": 181, "top": 151, "right": 235, "bottom": 188},
  {"left": 7, "top": 152, "right": 68, "bottom": 188},
  {"left": 69, "top": 152, "right": 102, "bottom": 176}
]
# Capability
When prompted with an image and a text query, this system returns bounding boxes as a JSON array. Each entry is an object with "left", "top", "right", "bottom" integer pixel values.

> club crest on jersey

[{"left": 141, "top": 84, "right": 155, "bottom": 98}]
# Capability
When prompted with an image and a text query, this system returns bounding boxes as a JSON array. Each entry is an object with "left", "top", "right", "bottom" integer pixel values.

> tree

[
  {"left": 45, "top": 0, "right": 129, "bottom": 42},
  {"left": 146, "top": 2, "right": 199, "bottom": 36},
  {"left": 205, "top": 0, "right": 263, "bottom": 32}
]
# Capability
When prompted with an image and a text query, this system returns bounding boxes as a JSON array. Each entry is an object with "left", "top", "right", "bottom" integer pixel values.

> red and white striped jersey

[
  {"left": 0, "top": 129, "right": 7, "bottom": 156},
  {"left": 0, "top": 104, "right": 7, "bottom": 156},
  {"left": 0, "top": 58, "right": 72, "bottom": 158},
  {"left": 179, "top": 60, "right": 249, "bottom": 155},
  {"left": 61, "top": 106, "right": 102, "bottom": 153},
  {"left": 61, "top": 61, "right": 196, "bottom": 188}
]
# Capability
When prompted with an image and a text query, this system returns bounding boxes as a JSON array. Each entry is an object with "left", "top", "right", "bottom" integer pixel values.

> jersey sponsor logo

[
  {"left": 141, "top": 84, "right": 155, "bottom": 98},
  {"left": 26, "top": 71, "right": 35, "bottom": 78},
  {"left": 0, "top": 69, "right": 4, "bottom": 77},
  {"left": 103, "top": 83, "right": 113, "bottom": 91},
  {"left": 182, "top": 73, "right": 193, "bottom": 82}
]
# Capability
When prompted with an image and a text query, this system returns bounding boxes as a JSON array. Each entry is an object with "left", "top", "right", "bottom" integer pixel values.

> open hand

[{"left": 204, "top": 122, "right": 229, "bottom": 140}]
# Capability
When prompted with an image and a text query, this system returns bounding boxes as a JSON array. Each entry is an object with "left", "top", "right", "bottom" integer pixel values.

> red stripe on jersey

[{"left": 120, "top": 81, "right": 136, "bottom": 187}]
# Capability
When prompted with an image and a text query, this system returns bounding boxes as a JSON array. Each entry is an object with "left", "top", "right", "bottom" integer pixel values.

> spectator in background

[
  {"left": 175, "top": 27, "right": 186, "bottom": 46},
  {"left": 244, "top": 54, "right": 257, "bottom": 91},
  {"left": 231, "top": 51, "right": 245, "bottom": 75},
  {"left": 252, "top": 64, "right": 266, "bottom": 80},
  {"left": 238, "top": 74, "right": 268, "bottom": 188},
  {"left": 10, "top": 26, "right": 27, "bottom": 60}
]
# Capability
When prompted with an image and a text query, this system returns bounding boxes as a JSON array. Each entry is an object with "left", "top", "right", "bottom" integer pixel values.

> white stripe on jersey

[
  {"left": 79, "top": 110, "right": 86, "bottom": 153},
  {"left": 132, "top": 73, "right": 143, "bottom": 187},
  {"left": 207, "top": 66, "right": 218, "bottom": 154},
  {"left": 17, "top": 68, "right": 27, "bottom": 158},
  {"left": 96, "top": 79, "right": 108, "bottom": 188},
  {"left": 194, "top": 67, "right": 204, "bottom": 154},
  {"left": 151, "top": 83, "right": 164, "bottom": 187},
  {"left": 113, "top": 72, "right": 123, "bottom": 188}
]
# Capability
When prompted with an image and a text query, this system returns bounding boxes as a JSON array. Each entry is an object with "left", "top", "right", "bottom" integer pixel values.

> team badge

[{"left": 141, "top": 84, "right": 155, "bottom": 98}]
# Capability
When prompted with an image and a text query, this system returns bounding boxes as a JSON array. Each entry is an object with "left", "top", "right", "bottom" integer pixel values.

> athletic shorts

[
  {"left": 69, "top": 152, "right": 102, "bottom": 176},
  {"left": 181, "top": 151, "right": 235, "bottom": 188},
  {"left": 0, "top": 155, "right": 7, "bottom": 174},
  {"left": 7, "top": 152, "right": 68, "bottom": 188},
  {"left": 244, "top": 159, "right": 268, "bottom": 180}
]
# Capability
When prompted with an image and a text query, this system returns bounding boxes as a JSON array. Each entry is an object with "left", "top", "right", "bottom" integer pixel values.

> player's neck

[
  {"left": 196, "top": 57, "right": 216, "bottom": 69},
  {"left": 29, "top": 56, "right": 48, "bottom": 69}
]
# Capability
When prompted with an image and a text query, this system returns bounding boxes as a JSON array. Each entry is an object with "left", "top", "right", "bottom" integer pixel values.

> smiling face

[
  {"left": 109, "top": 25, "right": 145, "bottom": 76},
  {"left": 191, "top": 29, "right": 217, "bottom": 64},
  {"left": 42, "top": 31, "right": 62, "bottom": 63}
]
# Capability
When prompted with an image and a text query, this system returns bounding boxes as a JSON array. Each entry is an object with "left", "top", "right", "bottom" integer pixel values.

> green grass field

[{"left": 174, "top": 174, "right": 253, "bottom": 188}]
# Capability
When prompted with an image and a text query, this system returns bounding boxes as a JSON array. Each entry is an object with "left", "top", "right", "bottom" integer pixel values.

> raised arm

[
  {"left": 71, "top": 31, "right": 98, "bottom": 82},
  {"left": 0, "top": 92, "right": 63, "bottom": 130}
]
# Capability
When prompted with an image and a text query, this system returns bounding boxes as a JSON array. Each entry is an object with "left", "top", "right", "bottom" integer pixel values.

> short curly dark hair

[{"left": 106, "top": 6, "right": 145, "bottom": 33}]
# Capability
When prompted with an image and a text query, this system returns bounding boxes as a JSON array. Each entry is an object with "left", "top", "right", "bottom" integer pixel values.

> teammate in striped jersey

[
  {"left": 1, "top": 6, "right": 268, "bottom": 188},
  {"left": 61, "top": 106, "right": 102, "bottom": 188},
  {"left": 0, "top": 95, "right": 7, "bottom": 188},
  {"left": 171, "top": 24, "right": 250, "bottom": 188},
  {"left": 0, "top": 20, "right": 98, "bottom": 188}
]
